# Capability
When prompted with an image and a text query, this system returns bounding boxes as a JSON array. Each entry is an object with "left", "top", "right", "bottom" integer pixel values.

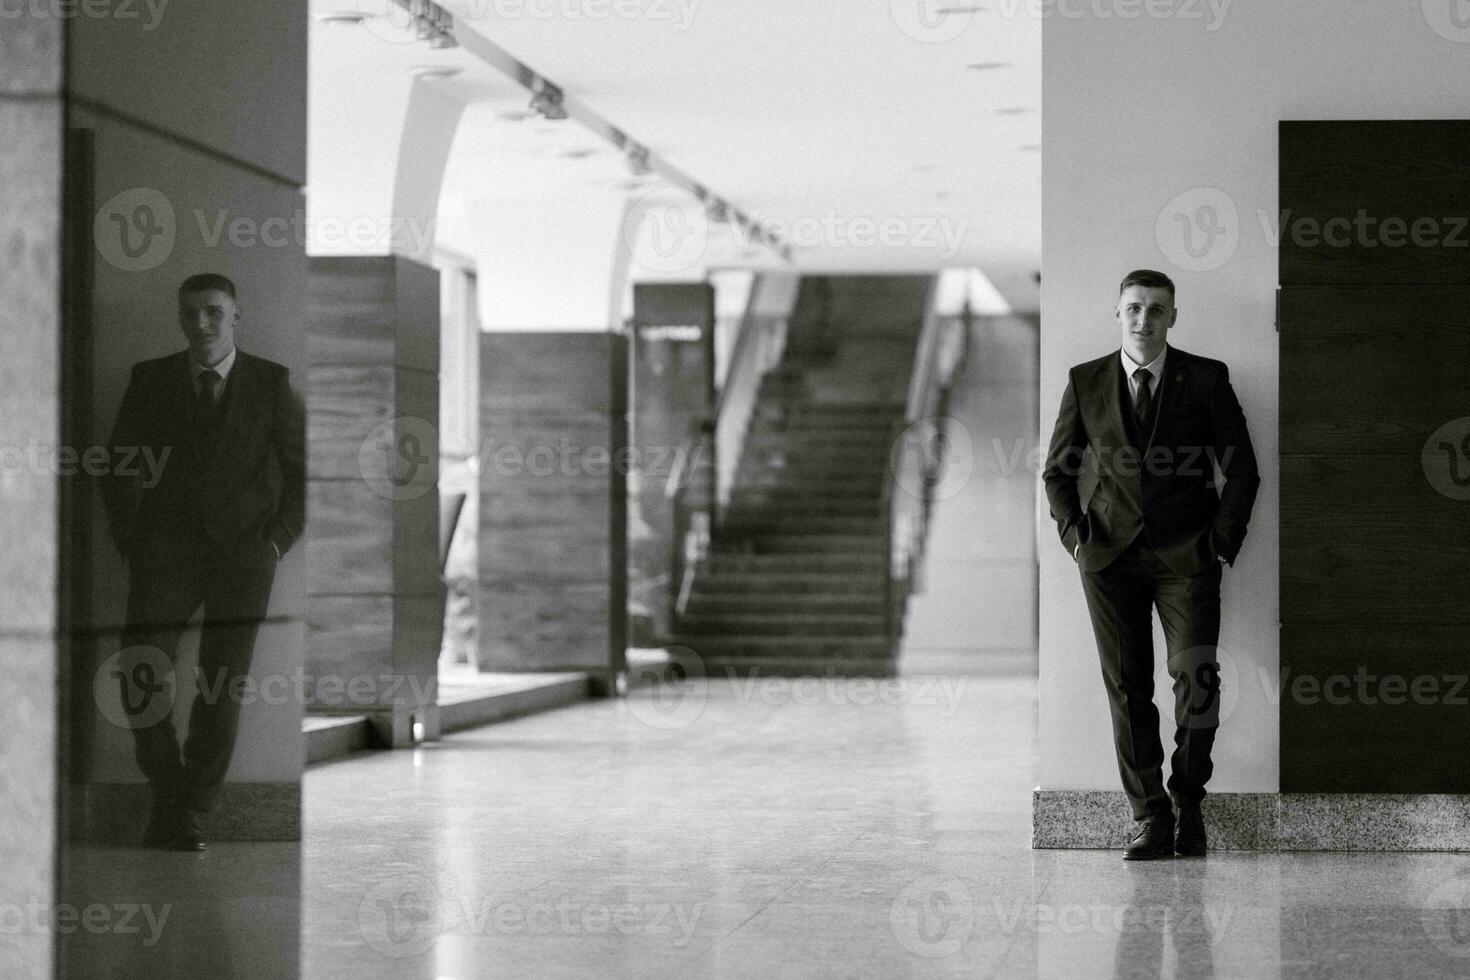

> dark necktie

[
  {"left": 195, "top": 369, "right": 221, "bottom": 429},
  {"left": 1133, "top": 367, "right": 1154, "bottom": 428}
]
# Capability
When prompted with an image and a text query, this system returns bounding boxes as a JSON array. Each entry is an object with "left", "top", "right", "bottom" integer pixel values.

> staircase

[{"left": 672, "top": 275, "right": 931, "bottom": 676}]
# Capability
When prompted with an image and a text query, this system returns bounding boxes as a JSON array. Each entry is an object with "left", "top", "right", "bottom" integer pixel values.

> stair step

[
  {"left": 748, "top": 426, "right": 895, "bottom": 439},
  {"left": 700, "top": 553, "right": 885, "bottom": 573},
  {"left": 737, "top": 462, "right": 888, "bottom": 476},
  {"left": 743, "top": 442, "right": 890, "bottom": 455},
  {"left": 755, "top": 402, "right": 903, "bottom": 413},
  {"left": 742, "top": 457, "right": 889, "bottom": 473},
  {"left": 728, "top": 496, "right": 882, "bottom": 509},
  {"left": 737, "top": 469, "right": 887, "bottom": 483},
  {"left": 684, "top": 656, "right": 898, "bottom": 678},
  {"left": 744, "top": 429, "right": 895, "bottom": 443},
  {"left": 721, "top": 517, "right": 883, "bottom": 535},
  {"left": 718, "top": 535, "right": 887, "bottom": 554},
  {"left": 724, "top": 506, "right": 882, "bottom": 521},
  {"left": 691, "top": 572, "right": 886, "bottom": 593},
  {"left": 752, "top": 414, "right": 899, "bottom": 426},
  {"left": 685, "top": 594, "right": 885, "bottom": 615},
  {"left": 730, "top": 488, "right": 885, "bottom": 503},
  {"left": 741, "top": 453, "right": 890, "bottom": 469},
  {"left": 678, "top": 614, "right": 886, "bottom": 636},
  {"left": 673, "top": 636, "right": 894, "bottom": 657},
  {"left": 735, "top": 477, "right": 887, "bottom": 492},
  {"left": 726, "top": 503, "right": 882, "bottom": 517},
  {"left": 742, "top": 449, "right": 891, "bottom": 463}
]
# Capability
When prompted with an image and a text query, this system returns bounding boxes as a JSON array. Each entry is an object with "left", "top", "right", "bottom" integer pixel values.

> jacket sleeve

[
  {"left": 99, "top": 365, "right": 146, "bottom": 558},
  {"left": 265, "top": 367, "right": 306, "bottom": 557},
  {"left": 1208, "top": 363, "right": 1260, "bottom": 565},
  {"left": 1042, "top": 369, "right": 1089, "bottom": 556}
]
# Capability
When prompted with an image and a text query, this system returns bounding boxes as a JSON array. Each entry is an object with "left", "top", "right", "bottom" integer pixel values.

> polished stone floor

[{"left": 61, "top": 673, "right": 1470, "bottom": 978}]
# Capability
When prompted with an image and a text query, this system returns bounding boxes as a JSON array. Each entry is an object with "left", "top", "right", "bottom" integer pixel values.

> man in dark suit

[
  {"left": 1043, "top": 269, "right": 1259, "bottom": 860},
  {"left": 102, "top": 273, "right": 304, "bottom": 851}
]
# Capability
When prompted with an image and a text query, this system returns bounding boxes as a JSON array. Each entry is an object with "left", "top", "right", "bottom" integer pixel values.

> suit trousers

[
  {"left": 1079, "top": 531, "right": 1222, "bottom": 821},
  {"left": 121, "top": 536, "right": 277, "bottom": 815}
]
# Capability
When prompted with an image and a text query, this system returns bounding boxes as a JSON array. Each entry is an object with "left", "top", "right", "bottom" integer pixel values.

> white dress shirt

[
  {"left": 189, "top": 345, "right": 237, "bottom": 406},
  {"left": 1121, "top": 343, "right": 1167, "bottom": 409}
]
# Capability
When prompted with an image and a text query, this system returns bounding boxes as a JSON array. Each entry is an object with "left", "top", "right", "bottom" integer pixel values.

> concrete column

[
  {"left": 478, "top": 333, "right": 629, "bottom": 689},
  {"left": 306, "top": 256, "right": 442, "bottom": 746},
  {"left": 0, "top": 13, "right": 61, "bottom": 978},
  {"left": 628, "top": 283, "right": 715, "bottom": 645},
  {"left": 1035, "top": 2, "right": 1470, "bottom": 849}
]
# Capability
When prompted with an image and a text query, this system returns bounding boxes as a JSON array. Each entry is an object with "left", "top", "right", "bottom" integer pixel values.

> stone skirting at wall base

[
  {"left": 71, "top": 782, "right": 301, "bottom": 844},
  {"left": 1034, "top": 790, "right": 1470, "bottom": 851}
]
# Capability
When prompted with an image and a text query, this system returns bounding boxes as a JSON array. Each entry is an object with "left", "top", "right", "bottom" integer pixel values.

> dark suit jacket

[
  {"left": 102, "top": 348, "right": 305, "bottom": 568},
  {"left": 1042, "top": 345, "right": 1260, "bottom": 576}
]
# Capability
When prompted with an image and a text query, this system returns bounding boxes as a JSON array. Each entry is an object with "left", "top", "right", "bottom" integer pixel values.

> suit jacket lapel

[{"left": 1100, "top": 355, "right": 1132, "bottom": 449}]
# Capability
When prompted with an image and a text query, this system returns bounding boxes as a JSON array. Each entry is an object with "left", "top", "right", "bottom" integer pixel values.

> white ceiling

[{"left": 309, "top": 0, "right": 1039, "bottom": 305}]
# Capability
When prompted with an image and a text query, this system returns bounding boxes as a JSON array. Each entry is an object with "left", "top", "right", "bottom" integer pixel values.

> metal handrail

[
  {"left": 667, "top": 420, "right": 713, "bottom": 628},
  {"left": 882, "top": 301, "right": 974, "bottom": 654},
  {"left": 666, "top": 278, "right": 782, "bottom": 631}
]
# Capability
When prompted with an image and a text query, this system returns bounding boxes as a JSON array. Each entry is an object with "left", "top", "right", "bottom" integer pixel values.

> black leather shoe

[
  {"left": 1123, "top": 815, "right": 1176, "bottom": 861},
  {"left": 1175, "top": 804, "right": 1207, "bottom": 857},
  {"left": 172, "top": 812, "right": 208, "bottom": 852}
]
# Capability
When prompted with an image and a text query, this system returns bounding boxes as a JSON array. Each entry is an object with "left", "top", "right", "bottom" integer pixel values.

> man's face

[
  {"left": 178, "top": 288, "right": 238, "bottom": 366},
  {"left": 1115, "top": 284, "right": 1176, "bottom": 365}
]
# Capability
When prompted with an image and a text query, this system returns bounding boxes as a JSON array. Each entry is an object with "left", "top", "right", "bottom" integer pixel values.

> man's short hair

[
  {"left": 1118, "top": 269, "right": 1175, "bottom": 300},
  {"left": 179, "top": 273, "right": 237, "bottom": 301}
]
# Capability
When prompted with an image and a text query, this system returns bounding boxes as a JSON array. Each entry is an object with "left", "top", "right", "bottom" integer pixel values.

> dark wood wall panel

[
  {"left": 307, "top": 256, "right": 439, "bottom": 371},
  {"left": 1280, "top": 455, "right": 1470, "bottom": 625},
  {"left": 1280, "top": 626, "right": 1470, "bottom": 793},
  {"left": 1279, "top": 121, "right": 1470, "bottom": 286},
  {"left": 305, "top": 256, "right": 440, "bottom": 739},
  {"left": 479, "top": 333, "right": 628, "bottom": 682},
  {"left": 1281, "top": 287, "right": 1470, "bottom": 455},
  {"left": 1280, "top": 120, "right": 1470, "bottom": 793}
]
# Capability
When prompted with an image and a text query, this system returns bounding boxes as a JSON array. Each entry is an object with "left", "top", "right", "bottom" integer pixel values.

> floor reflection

[
  {"left": 1110, "top": 863, "right": 1217, "bottom": 980},
  {"left": 59, "top": 841, "right": 300, "bottom": 980},
  {"left": 54, "top": 674, "right": 1470, "bottom": 979}
]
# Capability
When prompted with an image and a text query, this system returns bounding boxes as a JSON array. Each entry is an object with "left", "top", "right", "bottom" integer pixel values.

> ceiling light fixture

[
  {"left": 966, "top": 61, "right": 1011, "bottom": 70},
  {"left": 694, "top": 186, "right": 729, "bottom": 225},
  {"left": 625, "top": 144, "right": 652, "bottom": 177},
  {"left": 472, "top": 47, "right": 796, "bottom": 266},
  {"left": 384, "top": 0, "right": 456, "bottom": 48},
  {"left": 528, "top": 83, "right": 568, "bottom": 120}
]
